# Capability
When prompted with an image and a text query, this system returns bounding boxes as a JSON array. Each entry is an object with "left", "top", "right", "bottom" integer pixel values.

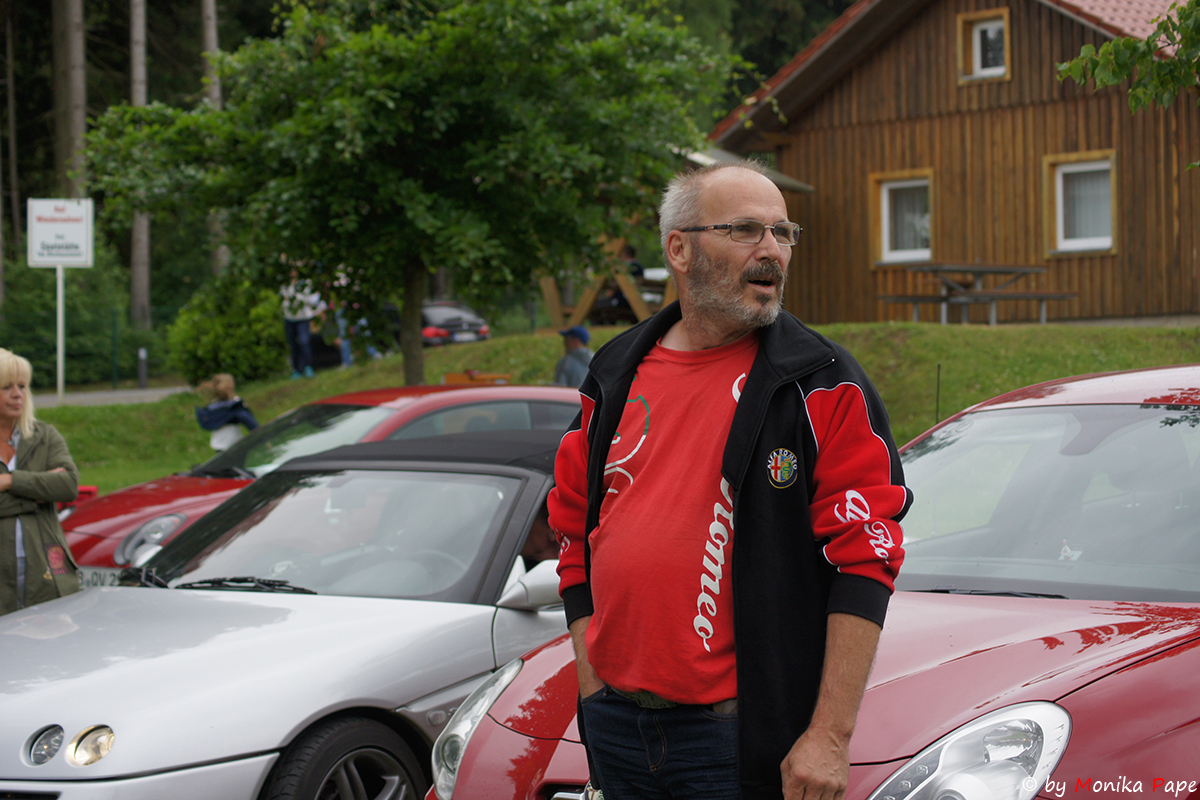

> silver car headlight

[
  {"left": 431, "top": 658, "right": 523, "bottom": 800},
  {"left": 66, "top": 726, "right": 115, "bottom": 766},
  {"left": 114, "top": 514, "right": 186, "bottom": 565},
  {"left": 866, "top": 702, "right": 1070, "bottom": 800},
  {"left": 28, "top": 726, "right": 64, "bottom": 765},
  {"left": 27, "top": 725, "right": 115, "bottom": 767}
]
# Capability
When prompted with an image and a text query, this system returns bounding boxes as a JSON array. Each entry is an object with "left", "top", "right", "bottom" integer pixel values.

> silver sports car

[{"left": 0, "top": 429, "right": 570, "bottom": 800}]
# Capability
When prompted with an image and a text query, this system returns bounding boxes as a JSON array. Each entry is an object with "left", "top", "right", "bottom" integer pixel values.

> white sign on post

[
  {"left": 28, "top": 199, "right": 94, "bottom": 267},
  {"left": 27, "top": 199, "right": 95, "bottom": 399}
]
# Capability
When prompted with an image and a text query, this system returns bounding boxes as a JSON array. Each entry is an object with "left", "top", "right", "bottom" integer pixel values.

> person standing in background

[
  {"left": 281, "top": 268, "right": 327, "bottom": 379},
  {"left": 553, "top": 326, "right": 594, "bottom": 388},
  {"left": 0, "top": 349, "right": 81, "bottom": 616}
]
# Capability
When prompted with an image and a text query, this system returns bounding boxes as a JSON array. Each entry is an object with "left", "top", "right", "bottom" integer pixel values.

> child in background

[{"left": 195, "top": 374, "right": 258, "bottom": 451}]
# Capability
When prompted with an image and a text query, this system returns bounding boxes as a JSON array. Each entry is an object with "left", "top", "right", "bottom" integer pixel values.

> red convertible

[
  {"left": 64, "top": 384, "right": 579, "bottom": 587},
  {"left": 427, "top": 364, "right": 1200, "bottom": 800}
]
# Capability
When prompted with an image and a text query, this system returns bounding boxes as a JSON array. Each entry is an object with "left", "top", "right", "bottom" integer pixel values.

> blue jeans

[
  {"left": 284, "top": 318, "right": 312, "bottom": 373},
  {"left": 579, "top": 686, "right": 739, "bottom": 799}
]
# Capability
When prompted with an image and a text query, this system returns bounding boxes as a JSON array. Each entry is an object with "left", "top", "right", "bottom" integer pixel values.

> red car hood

[
  {"left": 63, "top": 473, "right": 248, "bottom": 566},
  {"left": 490, "top": 593, "right": 1200, "bottom": 764},
  {"left": 852, "top": 593, "right": 1200, "bottom": 761}
]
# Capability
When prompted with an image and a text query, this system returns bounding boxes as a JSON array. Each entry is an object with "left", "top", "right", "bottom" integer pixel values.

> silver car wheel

[{"left": 267, "top": 716, "right": 425, "bottom": 800}]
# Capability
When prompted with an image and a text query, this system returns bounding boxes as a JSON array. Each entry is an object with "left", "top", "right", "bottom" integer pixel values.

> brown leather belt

[{"left": 612, "top": 687, "right": 737, "bottom": 714}]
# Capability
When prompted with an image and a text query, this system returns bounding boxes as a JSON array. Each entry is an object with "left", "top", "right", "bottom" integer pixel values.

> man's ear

[{"left": 664, "top": 230, "right": 692, "bottom": 277}]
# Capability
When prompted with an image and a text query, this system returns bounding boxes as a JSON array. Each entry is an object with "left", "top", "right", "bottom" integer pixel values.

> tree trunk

[
  {"left": 5, "top": 12, "right": 20, "bottom": 255},
  {"left": 0, "top": 15, "right": 5, "bottom": 304},
  {"left": 130, "top": 0, "right": 151, "bottom": 329},
  {"left": 201, "top": 0, "right": 228, "bottom": 275},
  {"left": 401, "top": 259, "right": 427, "bottom": 386},
  {"left": 52, "top": 0, "right": 86, "bottom": 198}
]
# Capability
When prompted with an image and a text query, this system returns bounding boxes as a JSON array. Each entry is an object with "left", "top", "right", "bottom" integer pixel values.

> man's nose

[{"left": 754, "top": 231, "right": 788, "bottom": 264}]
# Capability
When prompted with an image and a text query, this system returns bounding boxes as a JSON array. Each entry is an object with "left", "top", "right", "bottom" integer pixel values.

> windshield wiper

[
  {"left": 922, "top": 585, "right": 1068, "bottom": 599},
  {"left": 119, "top": 566, "right": 171, "bottom": 588},
  {"left": 177, "top": 576, "right": 317, "bottom": 594},
  {"left": 193, "top": 465, "right": 256, "bottom": 480}
]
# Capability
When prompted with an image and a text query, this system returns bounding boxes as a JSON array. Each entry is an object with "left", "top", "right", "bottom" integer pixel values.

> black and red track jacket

[{"left": 550, "top": 302, "right": 912, "bottom": 800}]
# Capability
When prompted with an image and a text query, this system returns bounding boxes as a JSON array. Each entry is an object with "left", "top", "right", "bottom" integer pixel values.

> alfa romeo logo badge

[{"left": 767, "top": 448, "right": 799, "bottom": 488}]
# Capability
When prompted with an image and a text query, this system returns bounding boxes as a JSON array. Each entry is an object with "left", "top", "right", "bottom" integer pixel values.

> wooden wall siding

[{"left": 774, "top": 0, "right": 1200, "bottom": 325}]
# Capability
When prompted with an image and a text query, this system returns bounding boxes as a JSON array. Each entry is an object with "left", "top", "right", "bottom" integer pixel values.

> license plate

[
  {"left": 452, "top": 331, "right": 478, "bottom": 342},
  {"left": 78, "top": 567, "right": 122, "bottom": 588}
]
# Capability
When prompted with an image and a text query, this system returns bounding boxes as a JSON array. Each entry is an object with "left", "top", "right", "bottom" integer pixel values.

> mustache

[{"left": 742, "top": 260, "right": 785, "bottom": 284}]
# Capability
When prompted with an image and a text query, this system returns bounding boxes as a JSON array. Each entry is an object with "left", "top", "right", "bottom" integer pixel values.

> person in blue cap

[{"left": 554, "top": 325, "right": 594, "bottom": 387}]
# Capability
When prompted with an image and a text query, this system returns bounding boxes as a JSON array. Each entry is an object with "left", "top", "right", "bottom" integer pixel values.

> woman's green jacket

[{"left": 0, "top": 421, "right": 80, "bottom": 614}]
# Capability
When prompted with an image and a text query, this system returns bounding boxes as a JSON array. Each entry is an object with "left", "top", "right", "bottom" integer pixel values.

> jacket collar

[
  {"left": 589, "top": 302, "right": 836, "bottom": 389},
  {"left": 587, "top": 302, "right": 838, "bottom": 488}
]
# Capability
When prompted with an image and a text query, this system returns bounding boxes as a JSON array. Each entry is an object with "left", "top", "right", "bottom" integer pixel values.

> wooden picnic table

[{"left": 881, "top": 263, "right": 1074, "bottom": 325}]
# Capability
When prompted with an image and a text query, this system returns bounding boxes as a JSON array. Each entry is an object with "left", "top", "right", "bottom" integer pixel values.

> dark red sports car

[
  {"left": 65, "top": 385, "right": 579, "bottom": 586},
  {"left": 426, "top": 364, "right": 1200, "bottom": 800}
]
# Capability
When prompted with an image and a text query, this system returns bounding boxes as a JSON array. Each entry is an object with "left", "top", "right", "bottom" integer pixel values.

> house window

[
  {"left": 880, "top": 178, "right": 931, "bottom": 263},
  {"left": 958, "top": 9, "right": 1011, "bottom": 82},
  {"left": 1043, "top": 151, "right": 1115, "bottom": 254}
]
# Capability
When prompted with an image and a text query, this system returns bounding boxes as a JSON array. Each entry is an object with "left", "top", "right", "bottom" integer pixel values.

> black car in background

[{"left": 419, "top": 301, "right": 491, "bottom": 346}]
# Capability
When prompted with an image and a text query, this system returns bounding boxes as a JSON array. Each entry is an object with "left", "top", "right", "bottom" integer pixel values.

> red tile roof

[{"left": 1044, "top": 0, "right": 1178, "bottom": 41}]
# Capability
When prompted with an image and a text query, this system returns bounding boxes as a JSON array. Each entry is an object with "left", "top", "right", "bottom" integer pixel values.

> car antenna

[{"left": 935, "top": 362, "right": 941, "bottom": 423}]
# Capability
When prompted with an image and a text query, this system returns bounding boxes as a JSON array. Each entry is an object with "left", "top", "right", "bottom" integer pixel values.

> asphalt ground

[{"left": 33, "top": 385, "right": 191, "bottom": 409}]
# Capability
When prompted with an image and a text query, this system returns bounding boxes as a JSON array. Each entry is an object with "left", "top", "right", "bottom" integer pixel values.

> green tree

[
  {"left": 87, "top": 0, "right": 731, "bottom": 384},
  {"left": 1058, "top": 0, "right": 1199, "bottom": 168},
  {"left": 730, "top": 0, "right": 853, "bottom": 101}
]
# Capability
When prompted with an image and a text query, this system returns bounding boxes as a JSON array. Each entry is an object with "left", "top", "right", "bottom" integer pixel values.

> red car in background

[
  {"left": 427, "top": 364, "right": 1200, "bottom": 800},
  {"left": 65, "top": 385, "right": 579, "bottom": 587}
]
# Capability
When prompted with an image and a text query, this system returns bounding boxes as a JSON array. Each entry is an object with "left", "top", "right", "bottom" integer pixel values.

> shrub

[
  {"left": 0, "top": 242, "right": 163, "bottom": 386},
  {"left": 167, "top": 271, "right": 285, "bottom": 385}
]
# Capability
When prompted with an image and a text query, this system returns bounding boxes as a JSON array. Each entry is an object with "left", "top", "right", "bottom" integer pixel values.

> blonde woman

[
  {"left": 0, "top": 349, "right": 81, "bottom": 615},
  {"left": 195, "top": 373, "right": 259, "bottom": 451}
]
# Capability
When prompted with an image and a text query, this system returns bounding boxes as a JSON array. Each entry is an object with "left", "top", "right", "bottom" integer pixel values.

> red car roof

[
  {"left": 964, "top": 363, "right": 1200, "bottom": 413},
  {"left": 311, "top": 384, "right": 578, "bottom": 408}
]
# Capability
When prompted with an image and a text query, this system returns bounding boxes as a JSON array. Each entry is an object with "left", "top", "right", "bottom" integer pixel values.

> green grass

[{"left": 37, "top": 322, "right": 1200, "bottom": 495}]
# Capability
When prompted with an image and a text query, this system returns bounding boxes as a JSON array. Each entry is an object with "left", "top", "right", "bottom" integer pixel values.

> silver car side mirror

[{"left": 496, "top": 559, "right": 562, "bottom": 611}]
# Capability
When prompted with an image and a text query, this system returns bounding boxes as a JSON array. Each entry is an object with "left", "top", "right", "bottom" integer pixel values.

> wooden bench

[{"left": 881, "top": 291, "right": 1076, "bottom": 325}]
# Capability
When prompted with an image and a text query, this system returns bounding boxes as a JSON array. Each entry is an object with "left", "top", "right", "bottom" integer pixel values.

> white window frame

[
  {"left": 880, "top": 178, "right": 932, "bottom": 263},
  {"left": 971, "top": 18, "right": 1006, "bottom": 78},
  {"left": 1055, "top": 159, "right": 1113, "bottom": 252}
]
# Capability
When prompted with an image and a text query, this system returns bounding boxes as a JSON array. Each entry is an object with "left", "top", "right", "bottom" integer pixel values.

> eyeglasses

[{"left": 678, "top": 219, "right": 803, "bottom": 246}]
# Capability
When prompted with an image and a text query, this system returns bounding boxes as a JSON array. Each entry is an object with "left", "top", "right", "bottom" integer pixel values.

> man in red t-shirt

[{"left": 549, "top": 163, "right": 909, "bottom": 799}]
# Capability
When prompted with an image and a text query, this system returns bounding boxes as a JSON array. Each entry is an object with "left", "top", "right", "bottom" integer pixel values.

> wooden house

[{"left": 711, "top": 0, "right": 1200, "bottom": 324}]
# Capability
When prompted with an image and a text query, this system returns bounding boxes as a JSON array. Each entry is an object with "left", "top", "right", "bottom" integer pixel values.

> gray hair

[{"left": 657, "top": 161, "right": 771, "bottom": 255}]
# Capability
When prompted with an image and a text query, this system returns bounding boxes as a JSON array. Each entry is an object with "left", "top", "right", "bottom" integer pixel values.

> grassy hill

[{"left": 39, "top": 322, "right": 1200, "bottom": 495}]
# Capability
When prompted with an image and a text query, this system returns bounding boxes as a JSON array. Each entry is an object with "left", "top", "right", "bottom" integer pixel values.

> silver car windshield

[
  {"left": 164, "top": 470, "right": 520, "bottom": 600},
  {"left": 899, "top": 404, "right": 1200, "bottom": 601}
]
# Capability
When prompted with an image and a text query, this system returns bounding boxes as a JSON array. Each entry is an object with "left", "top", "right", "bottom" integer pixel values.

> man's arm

[
  {"left": 780, "top": 612, "right": 881, "bottom": 800},
  {"left": 568, "top": 615, "right": 605, "bottom": 697}
]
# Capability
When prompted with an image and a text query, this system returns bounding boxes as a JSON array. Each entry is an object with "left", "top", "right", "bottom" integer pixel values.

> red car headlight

[
  {"left": 866, "top": 703, "right": 1071, "bottom": 800},
  {"left": 432, "top": 658, "right": 523, "bottom": 800}
]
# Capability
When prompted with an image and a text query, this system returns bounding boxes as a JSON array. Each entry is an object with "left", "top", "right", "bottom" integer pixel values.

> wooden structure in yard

[
  {"left": 711, "top": 0, "right": 1200, "bottom": 325},
  {"left": 539, "top": 264, "right": 676, "bottom": 329}
]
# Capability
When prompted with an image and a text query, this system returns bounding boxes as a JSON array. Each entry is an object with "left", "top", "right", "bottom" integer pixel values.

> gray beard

[{"left": 686, "top": 243, "right": 785, "bottom": 330}]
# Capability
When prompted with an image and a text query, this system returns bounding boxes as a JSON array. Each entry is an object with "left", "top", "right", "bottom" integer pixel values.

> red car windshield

[
  {"left": 899, "top": 404, "right": 1200, "bottom": 602},
  {"left": 196, "top": 404, "right": 396, "bottom": 479}
]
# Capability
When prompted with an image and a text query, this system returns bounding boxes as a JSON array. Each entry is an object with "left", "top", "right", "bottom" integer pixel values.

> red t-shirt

[{"left": 584, "top": 333, "right": 758, "bottom": 704}]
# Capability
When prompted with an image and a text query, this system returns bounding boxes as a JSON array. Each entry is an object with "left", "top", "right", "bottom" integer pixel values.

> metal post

[
  {"left": 112, "top": 309, "right": 119, "bottom": 387},
  {"left": 56, "top": 264, "right": 65, "bottom": 399},
  {"left": 137, "top": 347, "right": 148, "bottom": 389}
]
